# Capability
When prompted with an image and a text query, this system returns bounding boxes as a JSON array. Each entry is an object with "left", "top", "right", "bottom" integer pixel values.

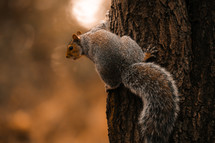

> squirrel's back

[{"left": 81, "top": 29, "right": 144, "bottom": 67}]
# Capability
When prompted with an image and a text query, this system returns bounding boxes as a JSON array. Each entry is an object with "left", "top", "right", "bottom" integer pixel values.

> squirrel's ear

[
  {"left": 77, "top": 31, "right": 81, "bottom": 35},
  {"left": 72, "top": 34, "right": 80, "bottom": 41}
]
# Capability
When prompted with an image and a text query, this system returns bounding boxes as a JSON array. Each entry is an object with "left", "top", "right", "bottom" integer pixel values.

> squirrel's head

[{"left": 66, "top": 31, "right": 82, "bottom": 60}]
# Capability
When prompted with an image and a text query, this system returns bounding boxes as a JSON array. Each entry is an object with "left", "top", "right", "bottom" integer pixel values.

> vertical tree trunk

[{"left": 106, "top": 0, "right": 214, "bottom": 143}]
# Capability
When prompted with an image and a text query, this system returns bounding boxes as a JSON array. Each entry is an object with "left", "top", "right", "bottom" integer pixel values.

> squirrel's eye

[{"left": 69, "top": 46, "right": 73, "bottom": 50}]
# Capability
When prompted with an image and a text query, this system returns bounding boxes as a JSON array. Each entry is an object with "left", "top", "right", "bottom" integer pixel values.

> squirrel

[{"left": 66, "top": 11, "right": 179, "bottom": 143}]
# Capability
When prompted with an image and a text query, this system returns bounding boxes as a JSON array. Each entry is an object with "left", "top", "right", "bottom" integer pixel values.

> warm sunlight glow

[{"left": 70, "top": 0, "right": 104, "bottom": 28}]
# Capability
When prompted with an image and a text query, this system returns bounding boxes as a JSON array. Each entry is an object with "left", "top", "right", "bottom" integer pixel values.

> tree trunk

[{"left": 106, "top": 0, "right": 214, "bottom": 143}]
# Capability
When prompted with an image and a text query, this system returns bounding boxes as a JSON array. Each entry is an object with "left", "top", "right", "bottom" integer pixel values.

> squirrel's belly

[{"left": 95, "top": 61, "right": 122, "bottom": 88}]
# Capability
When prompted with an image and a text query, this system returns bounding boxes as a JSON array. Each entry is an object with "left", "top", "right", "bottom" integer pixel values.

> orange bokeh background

[{"left": 0, "top": 0, "right": 110, "bottom": 143}]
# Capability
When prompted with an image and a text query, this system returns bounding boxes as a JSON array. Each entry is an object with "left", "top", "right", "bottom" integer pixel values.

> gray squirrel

[{"left": 66, "top": 11, "right": 179, "bottom": 143}]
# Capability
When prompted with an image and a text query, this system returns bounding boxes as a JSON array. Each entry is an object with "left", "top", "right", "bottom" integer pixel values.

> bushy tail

[{"left": 122, "top": 62, "right": 179, "bottom": 143}]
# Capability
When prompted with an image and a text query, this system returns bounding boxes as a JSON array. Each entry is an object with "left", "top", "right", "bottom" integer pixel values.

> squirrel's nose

[{"left": 66, "top": 55, "right": 70, "bottom": 58}]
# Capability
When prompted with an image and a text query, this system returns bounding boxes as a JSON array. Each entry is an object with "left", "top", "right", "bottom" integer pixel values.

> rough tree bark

[{"left": 106, "top": 0, "right": 214, "bottom": 143}]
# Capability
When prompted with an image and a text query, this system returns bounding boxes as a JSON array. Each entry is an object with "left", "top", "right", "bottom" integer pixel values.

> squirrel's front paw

[{"left": 105, "top": 84, "right": 117, "bottom": 93}]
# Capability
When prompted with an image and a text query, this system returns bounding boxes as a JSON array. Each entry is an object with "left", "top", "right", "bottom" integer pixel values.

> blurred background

[{"left": 0, "top": 0, "right": 110, "bottom": 143}]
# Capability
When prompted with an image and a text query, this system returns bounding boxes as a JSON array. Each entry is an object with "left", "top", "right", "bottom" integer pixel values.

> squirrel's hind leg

[{"left": 142, "top": 45, "right": 158, "bottom": 62}]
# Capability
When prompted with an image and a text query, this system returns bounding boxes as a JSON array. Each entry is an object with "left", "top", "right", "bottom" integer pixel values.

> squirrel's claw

[
  {"left": 145, "top": 45, "right": 158, "bottom": 54},
  {"left": 105, "top": 85, "right": 113, "bottom": 93},
  {"left": 105, "top": 84, "right": 119, "bottom": 93},
  {"left": 143, "top": 45, "right": 158, "bottom": 62}
]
